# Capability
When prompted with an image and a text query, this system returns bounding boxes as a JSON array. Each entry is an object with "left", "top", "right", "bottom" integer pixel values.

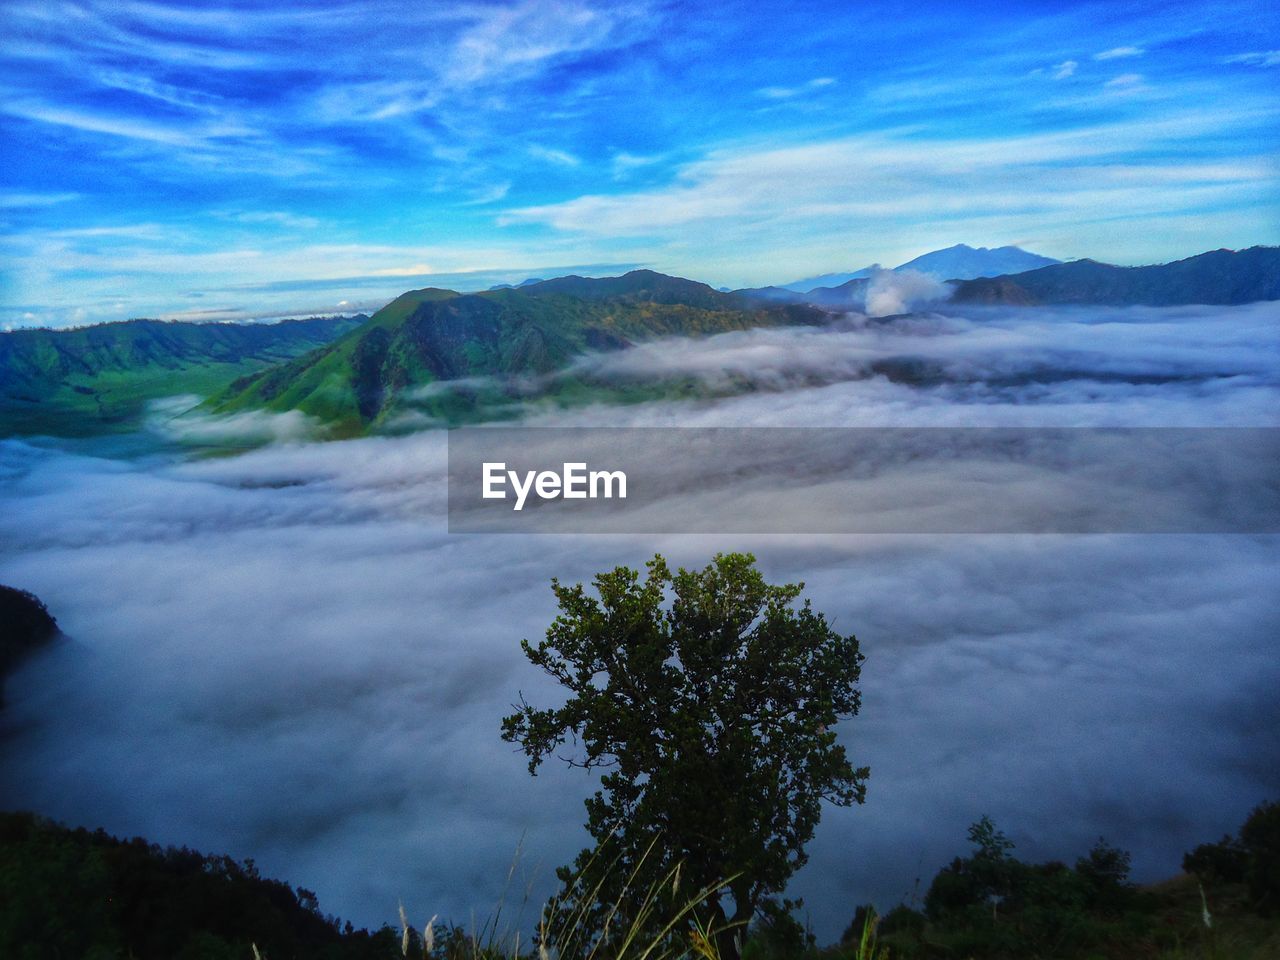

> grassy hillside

[
  {"left": 0, "top": 315, "right": 365, "bottom": 438},
  {"left": 208, "top": 271, "right": 825, "bottom": 435}
]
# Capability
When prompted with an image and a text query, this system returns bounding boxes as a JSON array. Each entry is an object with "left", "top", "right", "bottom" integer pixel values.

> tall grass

[
  {"left": 390, "top": 837, "right": 743, "bottom": 960},
  {"left": 849, "top": 909, "right": 887, "bottom": 960}
]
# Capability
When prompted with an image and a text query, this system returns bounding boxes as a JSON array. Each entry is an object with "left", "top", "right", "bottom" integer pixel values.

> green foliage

[
  {"left": 969, "top": 816, "right": 1016, "bottom": 861},
  {"left": 1075, "top": 839, "right": 1135, "bottom": 912},
  {"left": 1239, "top": 801, "right": 1280, "bottom": 914},
  {"left": 849, "top": 908, "right": 889, "bottom": 960},
  {"left": 877, "top": 904, "right": 926, "bottom": 937},
  {"left": 912, "top": 819, "right": 1147, "bottom": 957},
  {"left": 530, "top": 839, "right": 741, "bottom": 960},
  {"left": 501, "top": 553, "right": 866, "bottom": 959},
  {"left": 839, "top": 905, "right": 875, "bottom": 946},
  {"left": 745, "top": 898, "right": 815, "bottom": 960},
  {"left": 924, "top": 816, "right": 1019, "bottom": 922},
  {"left": 0, "top": 812, "right": 399, "bottom": 959},
  {"left": 845, "top": 804, "right": 1280, "bottom": 960},
  {"left": 1184, "top": 836, "right": 1248, "bottom": 885},
  {"left": 1184, "top": 800, "right": 1280, "bottom": 915}
]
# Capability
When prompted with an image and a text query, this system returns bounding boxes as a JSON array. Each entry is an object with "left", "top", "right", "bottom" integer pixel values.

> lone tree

[{"left": 501, "top": 553, "right": 867, "bottom": 958}]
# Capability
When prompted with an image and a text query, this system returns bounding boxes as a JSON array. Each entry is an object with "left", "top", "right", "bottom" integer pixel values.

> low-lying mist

[
  {"left": 1, "top": 302, "right": 1278, "bottom": 941},
  {"left": 557, "top": 300, "right": 1279, "bottom": 424}
]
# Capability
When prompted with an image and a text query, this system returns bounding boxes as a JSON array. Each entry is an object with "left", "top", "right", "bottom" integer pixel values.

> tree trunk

[
  {"left": 706, "top": 897, "right": 737, "bottom": 960},
  {"left": 711, "top": 884, "right": 753, "bottom": 960}
]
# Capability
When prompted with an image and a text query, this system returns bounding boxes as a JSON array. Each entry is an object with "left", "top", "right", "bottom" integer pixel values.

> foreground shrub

[
  {"left": 1184, "top": 799, "right": 1280, "bottom": 915},
  {"left": 1184, "top": 834, "right": 1248, "bottom": 885},
  {"left": 1239, "top": 800, "right": 1280, "bottom": 914}
]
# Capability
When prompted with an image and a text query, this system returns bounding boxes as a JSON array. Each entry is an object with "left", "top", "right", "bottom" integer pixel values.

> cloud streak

[
  {"left": 1094, "top": 46, "right": 1144, "bottom": 60},
  {"left": 756, "top": 76, "right": 837, "bottom": 99},
  {"left": 1224, "top": 50, "right": 1280, "bottom": 67},
  {"left": 501, "top": 111, "right": 1276, "bottom": 281}
]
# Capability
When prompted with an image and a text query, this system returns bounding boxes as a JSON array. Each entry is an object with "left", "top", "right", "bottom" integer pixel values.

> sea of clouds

[{"left": 2, "top": 301, "right": 1278, "bottom": 940}]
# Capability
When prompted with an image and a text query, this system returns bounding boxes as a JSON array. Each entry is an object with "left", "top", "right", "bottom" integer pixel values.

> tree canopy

[{"left": 500, "top": 553, "right": 867, "bottom": 958}]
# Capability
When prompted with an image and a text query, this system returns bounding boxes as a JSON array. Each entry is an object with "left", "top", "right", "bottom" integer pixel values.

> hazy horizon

[{"left": 5, "top": 241, "right": 1276, "bottom": 332}]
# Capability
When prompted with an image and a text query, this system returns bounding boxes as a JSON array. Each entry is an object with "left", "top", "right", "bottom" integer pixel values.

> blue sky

[{"left": 0, "top": 0, "right": 1277, "bottom": 328}]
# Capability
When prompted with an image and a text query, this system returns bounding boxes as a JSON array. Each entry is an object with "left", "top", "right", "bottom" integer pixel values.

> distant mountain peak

[
  {"left": 893, "top": 244, "right": 1060, "bottom": 280},
  {"left": 488, "top": 277, "right": 546, "bottom": 290},
  {"left": 780, "top": 264, "right": 880, "bottom": 293},
  {"left": 780, "top": 245, "right": 1059, "bottom": 291}
]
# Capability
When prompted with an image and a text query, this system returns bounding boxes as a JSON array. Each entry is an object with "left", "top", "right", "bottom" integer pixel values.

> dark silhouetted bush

[
  {"left": 0, "top": 584, "right": 61, "bottom": 705},
  {"left": 1240, "top": 800, "right": 1280, "bottom": 914},
  {"left": 0, "top": 812, "right": 399, "bottom": 960},
  {"left": 1184, "top": 834, "right": 1248, "bottom": 884}
]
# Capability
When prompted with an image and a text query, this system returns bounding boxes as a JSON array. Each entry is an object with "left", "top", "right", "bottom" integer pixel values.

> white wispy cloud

[
  {"left": 40, "top": 223, "right": 170, "bottom": 239},
  {"left": 1224, "top": 50, "right": 1280, "bottom": 67},
  {"left": 0, "top": 192, "right": 79, "bottom": 208},
  {"left": 0, "top": 0, "right": 662, "bottom": 188},
  {"left": 1094, "top": 46, "right": 1144, "bottom": 60},
  {"left": 92, "top": 69, "right": 226, "bottom": 112},
  {"left": 212, "top": 210, "right": 322, "bottom": 230},
  {"left": 462, "top": 182, "right": 513, "bottom": 205},
  {"left": 440, "top": 0, "right": 629, "bottom": 88},
  {"left": 302, "top": 1, "right": 658, "bottom": 123},
  {"left": 756, "top": 76, "right": 837, "bottom": 99},
  {"left": 2, "top": 237, "right": 496, "bottom": 282},
  {"left": 1104, "top": 73, "right": 1146, "bottom": 89},
  {"left": 1, "top": 100, "right": 207, "bottom": 146},
  {"left": 502, "top": 111, "right": 1275, "bottom": 240},
  {"left": 611, "top": 151, "right": 663, "bottom": 178},
  {"left": 0, "top": 94, "right": 342, "bottom": 183},
  {"left": 527, "top": 144, "right": 582, "bottom": 167},
  {"left": 1051, "top": 60, "right": 1078, "bottom": 79},
  {"left": 0, "top": 223, "right": 618, "bottom": 326}
]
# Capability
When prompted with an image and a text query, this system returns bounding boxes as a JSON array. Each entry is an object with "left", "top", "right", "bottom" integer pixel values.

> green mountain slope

[
  {"left": 520, "top": 269, "right": 743, "bottom": 308},
  {"left": 951, "top": 246, "right": 1280, "bottom": 305},
  {"left": 0, "top": 315, "right": 364, "bottom": 437},
  {"left": 208, "top": 270, "right": 825, "bottom": 434}
]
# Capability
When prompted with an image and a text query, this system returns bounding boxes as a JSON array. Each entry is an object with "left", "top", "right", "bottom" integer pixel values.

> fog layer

[{"left": 2, "top": 303, "right": 1278, "bottom": 940}]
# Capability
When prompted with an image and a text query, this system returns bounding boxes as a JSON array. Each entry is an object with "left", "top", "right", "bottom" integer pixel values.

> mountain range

[
  {"left": 950, "top": 247, "right": 1280, "bottom": 306},
  {"left": 780, "top": 244, "right": 1060, "bottom": 292},
  {"left": 207, "top": 271, "right": 824, "bottom": 435},
  {"left": 0, "top": 315, "right": 364, "bottom": 437},
  {"left": 2, "top": 245, "right": 1276, "bottom": 440}
]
